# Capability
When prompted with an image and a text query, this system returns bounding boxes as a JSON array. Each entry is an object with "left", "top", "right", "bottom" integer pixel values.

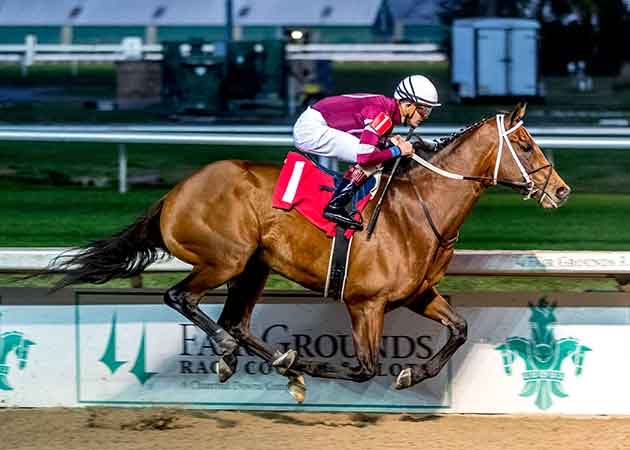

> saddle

[
  {"left": 272, "top": 151, "right": 379, "bottom": 239},
  {"left": 272, "top": 151, "right": 380, "bottom": 301}
]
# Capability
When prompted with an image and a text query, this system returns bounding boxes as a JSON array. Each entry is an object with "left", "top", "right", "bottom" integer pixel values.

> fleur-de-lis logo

[{"left": 496, "top": 298, "right": 591, "bottom": 410}]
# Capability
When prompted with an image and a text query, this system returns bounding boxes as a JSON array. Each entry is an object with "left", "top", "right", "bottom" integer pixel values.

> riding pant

[{"left": 293, "top": 107, "right": 361, "bottom": 163}]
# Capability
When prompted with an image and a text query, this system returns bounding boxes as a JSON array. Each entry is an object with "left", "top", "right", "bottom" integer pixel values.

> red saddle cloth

[{"left": 272, "top": 152, "right": 373, "bottom": 238}]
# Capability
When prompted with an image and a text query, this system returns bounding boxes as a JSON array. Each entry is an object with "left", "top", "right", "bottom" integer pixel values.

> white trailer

[{"left": 452, "top": 18, "right": 542, "bottom": 100}]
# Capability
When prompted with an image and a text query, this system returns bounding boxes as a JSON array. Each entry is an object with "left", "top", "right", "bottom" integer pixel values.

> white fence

[
  {"left": 2, "top": 248, "right": 630, "bottom": 284},
  {"left": 0, "top": 36, "right": 446, "bottom": 70},
  {"left": 1, "top": 126, "right": 630, "bottom": 193}
]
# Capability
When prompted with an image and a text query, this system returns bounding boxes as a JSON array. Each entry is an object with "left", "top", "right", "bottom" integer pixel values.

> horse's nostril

[{"left": 556, "top": 186, "right": 570, "bottom": 199}]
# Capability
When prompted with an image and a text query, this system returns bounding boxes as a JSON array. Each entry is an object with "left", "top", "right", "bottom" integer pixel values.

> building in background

[
  {"left": 388, "top": 0, "right": 446, "bottom": 43},
  {"left": 0, "top": 0, "right": 445, "bottom": 45},
  {"left": 233, "top": 1, "right": 395, "bottom": 43}
]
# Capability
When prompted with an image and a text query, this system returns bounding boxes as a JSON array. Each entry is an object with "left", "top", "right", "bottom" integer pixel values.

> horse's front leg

[
  {"left": 273, "top": 301, "right": 386, "bottom": 382},
  {"left": 395, "top": 287, "right": 467, "bottom": 390}
]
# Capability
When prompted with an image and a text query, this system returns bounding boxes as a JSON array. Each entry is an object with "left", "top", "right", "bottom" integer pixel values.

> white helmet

[{"left": 394, "top": 75, "right": 441, "bottom": 107}]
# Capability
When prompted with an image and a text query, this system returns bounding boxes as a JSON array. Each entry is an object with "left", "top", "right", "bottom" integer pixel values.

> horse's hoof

[
  {"left": 395, "top": 368, "right": 413, "bottom": 390},
  {"left": 272, "top": 349, "right": 298, "bottom": 371},
  {"left": 288, "top": 375, "right": 306, "bottom": 404},
  {"left": 216, "top": 356, "right": 236, "bottom": 383}
]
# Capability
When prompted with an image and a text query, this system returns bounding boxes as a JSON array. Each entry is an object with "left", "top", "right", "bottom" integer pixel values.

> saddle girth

[{"left": 324, "top": 227, "right": 353, "bottom": 302}]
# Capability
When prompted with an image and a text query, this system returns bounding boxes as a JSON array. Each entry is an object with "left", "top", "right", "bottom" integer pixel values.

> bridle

[
  {"left": 406, "top": 113, "right": 556, "bottom": 248},
  {"left": 492, "top": 114, "right": 555, "bottom": 205},
  {"left": 410, "top": 114, "right": 554, "bottom": 203}
]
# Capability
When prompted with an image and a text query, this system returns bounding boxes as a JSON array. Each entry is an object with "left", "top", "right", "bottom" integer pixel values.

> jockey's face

[
  {"left": 401, "top": 101, "right": 432, "bottom": 128},
  {"left": 413, "top": 104, "right": 432, "bottom": 124}
]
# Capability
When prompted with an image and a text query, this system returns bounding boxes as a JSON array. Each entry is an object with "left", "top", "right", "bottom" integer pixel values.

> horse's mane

[
  {"left": 434, "top": 116, "right": 491, "bottom": 151},
  {"left": 392, "top": 115, "right": 493, "bottom": 175}
]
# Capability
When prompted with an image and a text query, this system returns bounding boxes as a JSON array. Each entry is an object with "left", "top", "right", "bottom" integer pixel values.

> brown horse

[{"left": 51, "top": 103, "right": 570, "bottom": 402}]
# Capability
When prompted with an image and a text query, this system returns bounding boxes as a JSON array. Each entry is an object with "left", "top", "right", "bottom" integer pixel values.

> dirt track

[{"left": 1, "top": 408, "right": 630, "bottom": 450}]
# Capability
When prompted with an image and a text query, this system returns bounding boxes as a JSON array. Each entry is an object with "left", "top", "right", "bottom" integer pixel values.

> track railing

[
  {"left": 0, "top": 36, "right": 446, "bottom": 69},
  {"left": 1, "top": 126, "right": 629, "bottom": 193},
  {"left": 2, "top": 249, "right": 629, "bottom": 287}
]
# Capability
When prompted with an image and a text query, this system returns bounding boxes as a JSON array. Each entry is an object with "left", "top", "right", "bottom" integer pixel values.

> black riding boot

[{"left": 323, "top": 179, "right": 363, "bottom": 230}]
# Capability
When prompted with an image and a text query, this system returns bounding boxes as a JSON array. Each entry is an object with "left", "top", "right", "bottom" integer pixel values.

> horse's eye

[{"left": 522, "top": 143, "right": 533, "bottom": 152}]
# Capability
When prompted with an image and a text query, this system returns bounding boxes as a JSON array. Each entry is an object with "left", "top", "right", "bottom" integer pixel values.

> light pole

[{"left": 225, "top": 0, "right": 233, "bottom": 42}]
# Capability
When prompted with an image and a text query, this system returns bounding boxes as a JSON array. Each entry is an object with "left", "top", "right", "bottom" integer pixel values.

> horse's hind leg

[
  {"left": 164, "top": 267, "right": 239, "bottom": 366},
  {"left": 217, "top": 256, "right": 306, "bottom": 401},
  {"left": 395, "top": 287, "right": 467, "bottom": 390},
  {"left": 214, "top": 255, "right": 269, "bottom": 382}
]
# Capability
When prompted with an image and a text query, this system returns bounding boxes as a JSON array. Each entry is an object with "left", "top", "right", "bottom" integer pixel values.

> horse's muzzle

[
  {"left": 555, "top": 186, "right": 571, "bottom": 204},
  {"left": 539, "top": 185, "right": 571, "bottom": 208}
]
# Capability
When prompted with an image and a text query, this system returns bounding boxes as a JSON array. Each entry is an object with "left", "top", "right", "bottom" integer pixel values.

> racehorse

[
  {"left": 49, "top": 103, "right": 570, "bottom": 402},
  {"left": 0, "top": 331, "right": 36, "bottom": 390}
]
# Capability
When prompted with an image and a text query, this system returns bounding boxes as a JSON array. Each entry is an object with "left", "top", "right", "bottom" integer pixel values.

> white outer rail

[
  {"left": 2, "top": 249, "right": 630, "bottom": 280},
  {"left": 1, "top": 130, "right": 630, "bottom": 148},
  {"left": 2, "top": 124, "right": 630, "bottom": 136},
  {"left": 1, "top": 128, "right": 630, "bottom": 193}
]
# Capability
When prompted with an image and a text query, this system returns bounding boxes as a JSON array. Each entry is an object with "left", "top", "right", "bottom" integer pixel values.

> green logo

[
  {"left": 496, "top": 298, "right": 591, "bottom": 410},
  {"left": 0, "top": 312, "right": 36, "bottom": 391},
  {"left": 100, "top": 313, "right": 157, "bottom": 385}
]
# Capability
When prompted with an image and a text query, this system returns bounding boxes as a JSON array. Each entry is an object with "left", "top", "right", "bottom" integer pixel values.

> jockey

[{"left": 292, "top": 75, "right": 440, "bottom": 230}]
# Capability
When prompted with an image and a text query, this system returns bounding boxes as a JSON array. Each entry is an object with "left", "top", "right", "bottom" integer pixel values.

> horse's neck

[{"left": 408, "top": 123, "right": 495, "bottom": 239}]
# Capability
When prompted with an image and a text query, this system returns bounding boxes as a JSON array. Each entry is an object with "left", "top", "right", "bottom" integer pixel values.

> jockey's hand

[{"left": 390, "top": 135, "right": 414, "bottom": 157}]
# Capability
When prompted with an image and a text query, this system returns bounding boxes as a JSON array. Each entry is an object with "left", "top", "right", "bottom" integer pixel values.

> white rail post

[
  {"left": 287, "top": 74, "right": 297, "bottom": 116},
  {"left": 121, "top": 37, "right": 143, "bottom": 60},
  {"left": 22, "top": 35, "right": 37, "bottom": 77},
  {"left": 118, "top": 143, "right": 128, "bottom": 193}
]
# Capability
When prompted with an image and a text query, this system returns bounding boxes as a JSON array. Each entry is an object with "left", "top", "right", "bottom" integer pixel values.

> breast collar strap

[{"left": 405, "top": 171, "right": 459, "bottom": 250}]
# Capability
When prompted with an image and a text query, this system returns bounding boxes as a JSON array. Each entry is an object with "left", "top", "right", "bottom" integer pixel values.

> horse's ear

[{"left": 508, "top": 102, "right": 527, "bottom": 127}]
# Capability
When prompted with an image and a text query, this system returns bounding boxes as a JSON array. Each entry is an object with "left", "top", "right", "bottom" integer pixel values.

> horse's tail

[{"left": 49, "top": 197, "right": 168, "bottom": 291}]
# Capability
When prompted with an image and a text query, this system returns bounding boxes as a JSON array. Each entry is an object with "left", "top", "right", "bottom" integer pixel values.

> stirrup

[{"left": 323, "top": 210, "right": 363, "bottom": 230}]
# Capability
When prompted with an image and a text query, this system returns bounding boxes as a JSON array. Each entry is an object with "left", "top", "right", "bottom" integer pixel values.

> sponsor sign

[
  {"left": 76, "top": 294, "right": 449, "bottom": 411},
  {"left": 2, "top": 288, "right": 630, "bottom": 414}
]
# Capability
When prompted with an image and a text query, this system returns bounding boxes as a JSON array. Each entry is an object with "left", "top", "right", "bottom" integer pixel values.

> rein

[{"left": 366, "top": 126, "right": 416, "bottom": 240}]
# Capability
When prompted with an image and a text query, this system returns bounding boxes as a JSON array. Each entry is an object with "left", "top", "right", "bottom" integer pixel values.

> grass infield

[
  {"left": 1, "top": 182, "right": 628, "bottom": 249},
  {"left": 1, "top": 61, "right": 629, "bottom": 291}
]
